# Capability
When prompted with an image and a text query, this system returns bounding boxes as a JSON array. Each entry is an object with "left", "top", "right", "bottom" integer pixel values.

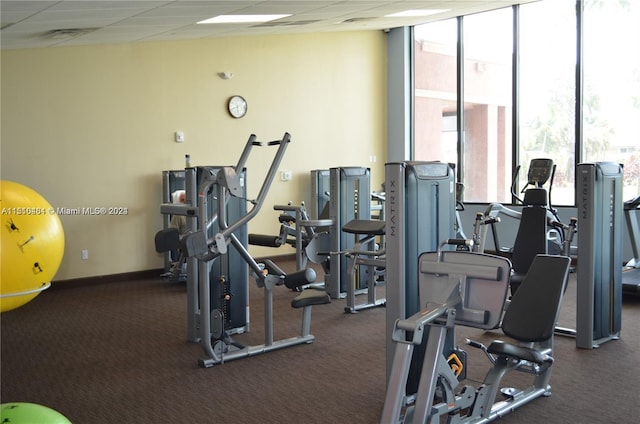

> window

[
  {"left": 582, "top": 0, "right": 640, "bottom": 200},
  {"left": 412, "top": 11, "right": 513, "bottom": 203},
  {"left": 411, "top": 0, "right": 640, "bottom": 204},
  {"left": 413, "top": 19, "right": 458, "bottom": 166},
  {"left": 519, "top": 0, "right": 576, "bottom": 206},
  {"left": 461, "top": 8, "right": 513, "bottom": 203}
]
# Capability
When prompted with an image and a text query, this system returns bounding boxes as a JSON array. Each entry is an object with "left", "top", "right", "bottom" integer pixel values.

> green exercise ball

[{"left": 0, "top": 402, "right": 72, "bottom": 423}]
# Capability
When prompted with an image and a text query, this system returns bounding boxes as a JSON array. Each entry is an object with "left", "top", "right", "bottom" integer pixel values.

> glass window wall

[
  {"left": 413, "top": 19, "right": 458, "bottom": 166},
  {"left": 583, "top": 0, "right": 640, "bottom": 200},
  {"left": 519, "top": 0, "right": 576, "bottom": 206},
  {"left": 412, "top": 0, "right": 640, "bottom": 205},
  {"left": 461, "top": 8, "right": 513, "bottom": 203}
]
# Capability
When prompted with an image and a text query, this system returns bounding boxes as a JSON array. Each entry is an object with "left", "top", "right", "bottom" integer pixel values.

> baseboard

[
  {"left": 50, "top": 254, "right": 298, "bottom": 289},
  {"left": 52, "top": 268, "right": 164, "bottom": 289}
]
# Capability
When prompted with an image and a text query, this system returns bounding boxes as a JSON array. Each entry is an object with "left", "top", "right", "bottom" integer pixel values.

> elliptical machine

[{"left": 480, "top": 158, "right": 574, "bottom": 294}]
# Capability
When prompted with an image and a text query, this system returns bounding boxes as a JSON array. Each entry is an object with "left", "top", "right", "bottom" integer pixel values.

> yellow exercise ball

[{"left": 0, "top": 180, "right": 65, "bottom": 312}]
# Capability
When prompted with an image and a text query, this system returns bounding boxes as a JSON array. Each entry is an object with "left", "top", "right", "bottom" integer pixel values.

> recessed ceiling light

[
  {"left": 385, "top": 9, "right": 450, "bottom": 18},
  {"left": 198, "top": 14, "right": 292, "bottom": 24}
]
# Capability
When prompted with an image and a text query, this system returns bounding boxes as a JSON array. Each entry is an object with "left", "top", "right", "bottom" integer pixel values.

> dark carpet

[{"left": 1, "top": 259, "right": 639, "bottom": 423}]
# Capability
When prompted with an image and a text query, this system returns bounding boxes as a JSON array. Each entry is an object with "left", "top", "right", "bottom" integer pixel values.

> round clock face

[{"left": 228, "top": 95, "right": 247, "bottom": 118}]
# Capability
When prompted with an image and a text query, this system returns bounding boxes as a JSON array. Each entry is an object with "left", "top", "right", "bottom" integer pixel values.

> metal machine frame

[
  {"left": 381, "top": 249, "right": 570, "bottom": 424},
  {"left": 384, "top": 161, "right": 457, "bottom": 385},
  {"left": 326, "top": 166, "right": 372, "bottom": 299},
  {"left": 160, "top": 167, "right": 249, "bottom": 343},
  {"left": 576, "top": 162, "right": 623, "bottom": 349},
  {"left": 163, "top": 133, "right": 330, "bottom": 367}
]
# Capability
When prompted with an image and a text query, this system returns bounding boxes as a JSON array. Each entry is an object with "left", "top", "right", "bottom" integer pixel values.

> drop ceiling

[{"left": 1, "top": 1, "right": 537, "bottom": 50}]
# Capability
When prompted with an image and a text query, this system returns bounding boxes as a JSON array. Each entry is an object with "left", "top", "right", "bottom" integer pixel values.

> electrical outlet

[
  {"left": 81, "top": 250, "right": 89, "bottom": 260},
  {"left": 280, "top": 170, "right": 292, "bottom": 181}
]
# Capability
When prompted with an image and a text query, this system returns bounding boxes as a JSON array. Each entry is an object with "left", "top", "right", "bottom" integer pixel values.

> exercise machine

[
  {"left": 262, "top": 201, "right": 385, "bottom": 313},
  {"left": 576, "top": 162, "right": 623, "bottom": 349},
  {"left": 249, "top": 202, "right": 332, "bottom": 283},
  {"left": 381, "top": 245, "right": 571, "bottom": 423},
  {"left": 252, "top": 195, "right": 387, "bottom": 314},
  {"left": 622, "top": 195, "right": 640, "bottom": 293},
  {"left": 342, "top": 192, "right": 387, "bottom": 314},
  {"left": 342, "top": 218, "right": 386, "bottom": 313},
  {"left": 159, "top": 170, "right": 187, "bottom": 281},
  {"left": 469, "top": 212, "right": 501, "bottom": 253},
  {"left": 481, "top": 158, "right": 568, "bottom": 257},
  {"left": 311, "top": 168, "right": 388, "bottom": 310},
  {"left": 161, "top": 133, "right": 330, "bottom": 367},
  {"left": 384, "top": 161, "right": 457, "bottom": 393},
  {"left": 508, "top": 159, "right": 566, "bottom": 293},
  {"left": 249, "top": 200, "right": 385, "bottom": 313},
  {"left": 454, "top": 182, "right": 470, "bottom": 241},
  {"left": 157, "top": 166, "right": 249, "bottom": 342},
  {"left": 477, "top": 159, "right": 574, "bottom": 295},
  {"left": 309, "top": 169, "right": 331, "bottom": 220},
  {"left": 326, "top": 166, "right": 373, "bottom": 299}
]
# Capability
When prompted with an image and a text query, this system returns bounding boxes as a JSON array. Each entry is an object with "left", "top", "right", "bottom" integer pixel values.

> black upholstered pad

[
  {"left": 342, "top": 219, "right": 385, "bottom": 235},
  {"left": 291, "top": 288, "right": 331, "bottom": 308},
  {"left": 502, "top": 255, "right": 570, "bottom": 342},
  {"left": 487, "top": 340, "right": 553, "bottom": 365},
  {"left": 511, "top": 206, "right": 548, "bottom": 276},
  {"left": 155, "top": 228, "right": 180, "bottom": 252}
]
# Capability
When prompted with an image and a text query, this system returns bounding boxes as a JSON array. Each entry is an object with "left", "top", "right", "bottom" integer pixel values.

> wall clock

[{"left": 227, "top": 95, "right": 247, "bottom": 118}]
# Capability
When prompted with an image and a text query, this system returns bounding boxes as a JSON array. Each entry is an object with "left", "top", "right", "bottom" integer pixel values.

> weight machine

[
  {"left": 309, "top": 167, "right": 387, "bottom": 312},
  {"left": 342, "top": 217, "right": 387, "bottom": 313},
  {"left": 159, "top": 170, "right": 187, "bottom": 280},
  {"left": 575, "top": 162, "right": 623, "bottom": 349},
  {"left": 309, "top": 169, "right": 331, "bottom": 220},
  {"left": 248, "top": 202, "right": 332, "bottom": 283},
  {"left": 326, "top": 167, "right": 373, "bottom": 299},
  {"left": 257, "top": 168, "right": 387, "bottom": 313},
  {"left": 381, "top": 244, "right": 571, "bottom": 423},
  {"left": 157, "top": 166, "right": 249, "bottom": 342},
  {"left": 158, "top": 133, "right": 330, "bottom": 367},
  {"left": 384, "top": 161, "right": 458, "bottom": 394}
]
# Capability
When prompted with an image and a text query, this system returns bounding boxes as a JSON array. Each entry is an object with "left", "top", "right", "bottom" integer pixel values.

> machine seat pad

[
  {"left": 487, "top": 340, "right": 553, "bottom": 365},
  {"left": 155, "top": 228, "right": 180, "bottom": 253},
  {"left": 279, "top": 213, "right": 295, "bottom": 224},
  {"left": 342, "top": 219, "right": 385, "bottom": 236},
  {"left": 291, "top": 288, "right": 331, "bottom": 308}
]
